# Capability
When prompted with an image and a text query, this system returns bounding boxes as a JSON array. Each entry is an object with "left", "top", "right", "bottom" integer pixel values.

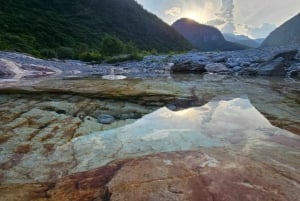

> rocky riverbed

[
  {"left": 0, "top": 45, "right": 300, "bottom": 80},
  {"left": 0, "top": 48, "right": 300, "bottom": 201}
]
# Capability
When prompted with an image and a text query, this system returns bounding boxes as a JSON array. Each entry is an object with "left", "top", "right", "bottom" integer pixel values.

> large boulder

[{"left": 256, "top": 57, "right": 287, "bottom": 76}]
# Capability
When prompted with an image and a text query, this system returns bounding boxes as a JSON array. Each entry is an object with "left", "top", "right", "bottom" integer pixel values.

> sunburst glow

[{"left": 182, "top": 10, "right": 206, "bottom": 23}]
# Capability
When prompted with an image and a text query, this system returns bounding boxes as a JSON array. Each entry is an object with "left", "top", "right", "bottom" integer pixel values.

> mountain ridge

[
  {"left": 172, "top": 18, "right": 248, "bottom": 51},
  {"left": 261, "top": 13, "right": 300, "bottom": 47}
]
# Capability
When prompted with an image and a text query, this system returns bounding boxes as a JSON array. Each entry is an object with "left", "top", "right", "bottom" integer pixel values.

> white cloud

[
  {"left": 165, "top": 7, "right": 181, "bottom": 17},
  {"left": 207, "top": 0, "right": 236, "bottom": 33}
]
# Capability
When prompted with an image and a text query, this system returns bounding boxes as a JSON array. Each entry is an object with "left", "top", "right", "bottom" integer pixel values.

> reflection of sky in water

[
  {"left": 102, "top": 75, "right": 127, "bottom": 80},
  {"left": 71, "top": 97, "right": 299, "bottom": 171}
]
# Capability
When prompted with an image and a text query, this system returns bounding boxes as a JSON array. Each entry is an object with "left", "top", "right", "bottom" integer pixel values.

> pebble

[{"left": 97, "top": 114, "right": 115, "bottom": 124}]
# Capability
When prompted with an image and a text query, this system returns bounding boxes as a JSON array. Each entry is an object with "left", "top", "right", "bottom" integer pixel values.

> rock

[
  {"left": 288, "top": 63, "right": 300, "bottom": 78},
  {"left": 97, "top": 114, "right": 115, "bottom": 124},
  {"left": 171, "top": 61, "right": 206, "bottom": 72},
  {"left": 256, "top": 57, "right": 286, "bottom": 76},
  {"left": 241, "top": 62, "right": 251, "bottom": 67},
  {"left": 0, "top": 59, "right": 24, "bottom": 78},
  {"left": 213, "top": 56, "right": 227, "bottom": 63},
  {"left": 232, "top": 66, "right": 242, "bottom": 72},
  {"left": 205, "top": 63, "right": 230, "bottom": 73}
]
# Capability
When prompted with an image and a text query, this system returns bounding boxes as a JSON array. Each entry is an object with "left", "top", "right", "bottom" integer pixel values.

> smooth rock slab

[{"left": 107, "top": 151, "right": 299, "bottom": 201}]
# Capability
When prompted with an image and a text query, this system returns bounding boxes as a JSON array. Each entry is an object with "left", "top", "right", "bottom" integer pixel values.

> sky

[{"left": 135, "top": 0, "right": 300, "bottom": 39}]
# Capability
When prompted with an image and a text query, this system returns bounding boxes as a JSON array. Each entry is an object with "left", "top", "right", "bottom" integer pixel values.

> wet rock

[
  {"left": 205, "top": 63, "right": 230, "bottom": 73},
  {"left": 97, "top": 114, "right": 115, "bottom": 124}
]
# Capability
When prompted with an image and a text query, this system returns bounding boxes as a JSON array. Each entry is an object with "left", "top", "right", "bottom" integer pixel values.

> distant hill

[
  {"left": 172, "top": 18, "right": 248, "bottom": 51},
  {"left": 261, "top": 13, "right": 300, "bottom": 47},
  {"left": 0, "top": 0, "right": 192, "bottom": 57},
  {"left": 223, "top": 33, "right": 260, "bottom": 48}
]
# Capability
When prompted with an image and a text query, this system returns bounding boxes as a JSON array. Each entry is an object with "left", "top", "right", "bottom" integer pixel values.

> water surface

[{"left": 0, "top": 74, "right": 299, "bottom": 185}]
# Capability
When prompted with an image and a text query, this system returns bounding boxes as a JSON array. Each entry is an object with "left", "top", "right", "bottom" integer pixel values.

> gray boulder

[
  {"left": 256, "top": 57, "right": 286, "bottom": 76},
  {"left": 171, "top": 61, "right": 206, "bottom": 72}
]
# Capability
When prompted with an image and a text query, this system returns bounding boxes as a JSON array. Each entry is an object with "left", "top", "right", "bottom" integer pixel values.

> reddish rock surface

[
  {"left": 1, "top": 149, "right": 299, "bottom": 201},
  {"left": 107, "top": 150, "right": 299, "bottom": 201}
]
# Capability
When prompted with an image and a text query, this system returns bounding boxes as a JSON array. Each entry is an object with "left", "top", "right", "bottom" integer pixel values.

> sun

[{"left": 183, "top": 11, "right": 204, "bottom": 23}]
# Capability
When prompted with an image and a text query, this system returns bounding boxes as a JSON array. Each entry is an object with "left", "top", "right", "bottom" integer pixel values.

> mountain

[
  {"left": 0, "top": 0, "right": 192, "bottom": 56},
  {"left": 261, "top": 13, "right": 300, "bottom": 47},
  {"left": 223, "top": 33, "right": 260, "bottom": 48},
  {"left": 172, "top": 18, "right": 248, "bottom": 51}
]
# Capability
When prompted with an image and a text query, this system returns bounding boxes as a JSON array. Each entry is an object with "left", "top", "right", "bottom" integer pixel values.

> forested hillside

[{"left": 0, "top": 0, "right": 192, "bottom": 58}]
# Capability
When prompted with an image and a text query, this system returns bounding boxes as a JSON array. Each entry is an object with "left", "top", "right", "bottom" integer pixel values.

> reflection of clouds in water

[{"left": 71, "top": 97, "right": 296, "bottom": 172}]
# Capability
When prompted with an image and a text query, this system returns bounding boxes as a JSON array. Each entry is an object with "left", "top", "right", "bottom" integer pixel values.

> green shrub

[
  {"left": 79, "top": 52, "right": 102, "bottom": 62},
  {"left": 106, "top": 53, "right": 143, "bottom": 64},
  {"left": 56, "top": 47, "right": 74, "bottom": 59},
  {"left": 100, "top": 34, "right": 124, "bottom": 56},
  {"left": 124, "top": 42, "right": 139, "bottom": 54},
  {"left": 150, "top": 48, "right": 158, "bottom": 55},
  {"left": 131, "top": 52, "right": 144, "bottom": 61},
  {"left": 40, "top": 49, "right": 57, "bottom": 58}
]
